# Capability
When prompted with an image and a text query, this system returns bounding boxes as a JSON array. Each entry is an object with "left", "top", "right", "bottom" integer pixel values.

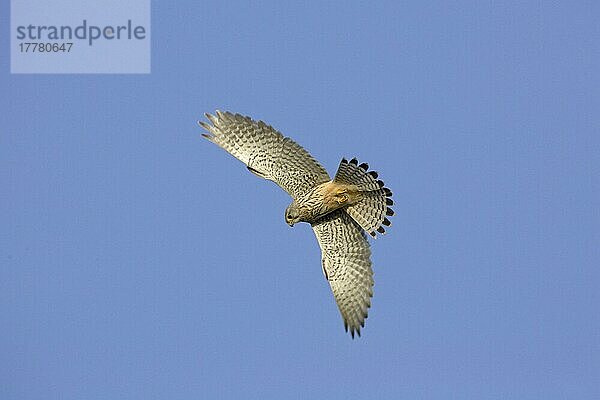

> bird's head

[{"left": 285, "top": 203, "right": 301, "bottom": 227}]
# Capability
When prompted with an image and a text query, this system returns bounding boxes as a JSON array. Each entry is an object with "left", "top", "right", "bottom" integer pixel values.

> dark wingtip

[
  {"left": 359, "top": 162, "right": 369, "bottom": 171},
  {"left": 341, "top": 157, "right": 347, "bottom": 163},
  {"left": 368, "top": 170, "right": 379, "bottom": 179},
  {"left": 377, "top": 226, "right": 386, "bottom": 234},
  {"left": 377, "top": 180, "right": 385, "bottom": 188},
  {"left": 350, "top": 158, "right": 358, "bottom": 165},
  {"left": 383, "top": 218, "right": 391, "bottom": 226},
  {"left": 386, "top": 198, "right": 393, "bottom": 206},
  {"left": 198, "top": 120, "right": 212, "bottom": 130},
  {"left": 384, "top": 188, "right": 393, "bottom": 197},
  {"left": 386, "top": 207, "right": 395, "bottom": 216}
]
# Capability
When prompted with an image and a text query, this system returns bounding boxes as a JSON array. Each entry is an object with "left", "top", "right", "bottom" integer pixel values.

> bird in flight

[{"left": 199, "top": 111, "right": 394, "bottom": 338}]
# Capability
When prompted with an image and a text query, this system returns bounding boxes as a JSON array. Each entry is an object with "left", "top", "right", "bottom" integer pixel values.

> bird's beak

[{"left": 288, "top": 221, "right": 294, "bottom": 227}]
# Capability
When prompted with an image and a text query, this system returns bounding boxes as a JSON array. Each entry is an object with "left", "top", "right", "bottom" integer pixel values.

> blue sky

[{"left": 1, "top": 1, "right": 598, "bottom": 399}]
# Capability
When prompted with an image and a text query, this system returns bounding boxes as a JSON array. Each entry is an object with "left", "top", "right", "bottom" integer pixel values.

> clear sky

[{"left": 1, "top": 1, "right": 598, "bottom": 399}]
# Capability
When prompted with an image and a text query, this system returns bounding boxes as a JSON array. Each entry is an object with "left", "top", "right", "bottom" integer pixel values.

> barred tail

[{"left": 334, "top": 158, "right": 394, "bottom": 237}]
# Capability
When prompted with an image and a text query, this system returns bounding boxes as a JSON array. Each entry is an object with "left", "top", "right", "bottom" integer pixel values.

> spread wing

[
  {"left": 199, "top": 111, "right": 330, "bottom": 199},
  {"left": 312, "top": 210, "right": 374, "bottom": 338}
]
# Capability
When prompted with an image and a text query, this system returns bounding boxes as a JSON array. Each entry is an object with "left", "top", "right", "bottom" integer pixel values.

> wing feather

[
  {"left": 312, "top": 210, "right": 374, "bottom": 338},
  {"left": 200, "top": 111, "right": 330, "bottom": 199}
]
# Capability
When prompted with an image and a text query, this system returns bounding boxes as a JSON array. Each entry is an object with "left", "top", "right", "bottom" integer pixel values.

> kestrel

[{"left": 199, "top": 111, "right": 394, "bottom": 338}]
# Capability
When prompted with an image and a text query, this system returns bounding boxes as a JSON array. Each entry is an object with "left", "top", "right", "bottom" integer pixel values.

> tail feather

[{"left": 334, "top": 158, "right": 394, "bottom": 237}]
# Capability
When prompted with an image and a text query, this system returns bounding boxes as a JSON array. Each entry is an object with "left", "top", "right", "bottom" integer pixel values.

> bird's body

[
  {"left": 286, "top": 180, "right": 361, "bottom": 225},
  {"left": 200, "top": 111, "right": 394, "bottom": 338}
]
